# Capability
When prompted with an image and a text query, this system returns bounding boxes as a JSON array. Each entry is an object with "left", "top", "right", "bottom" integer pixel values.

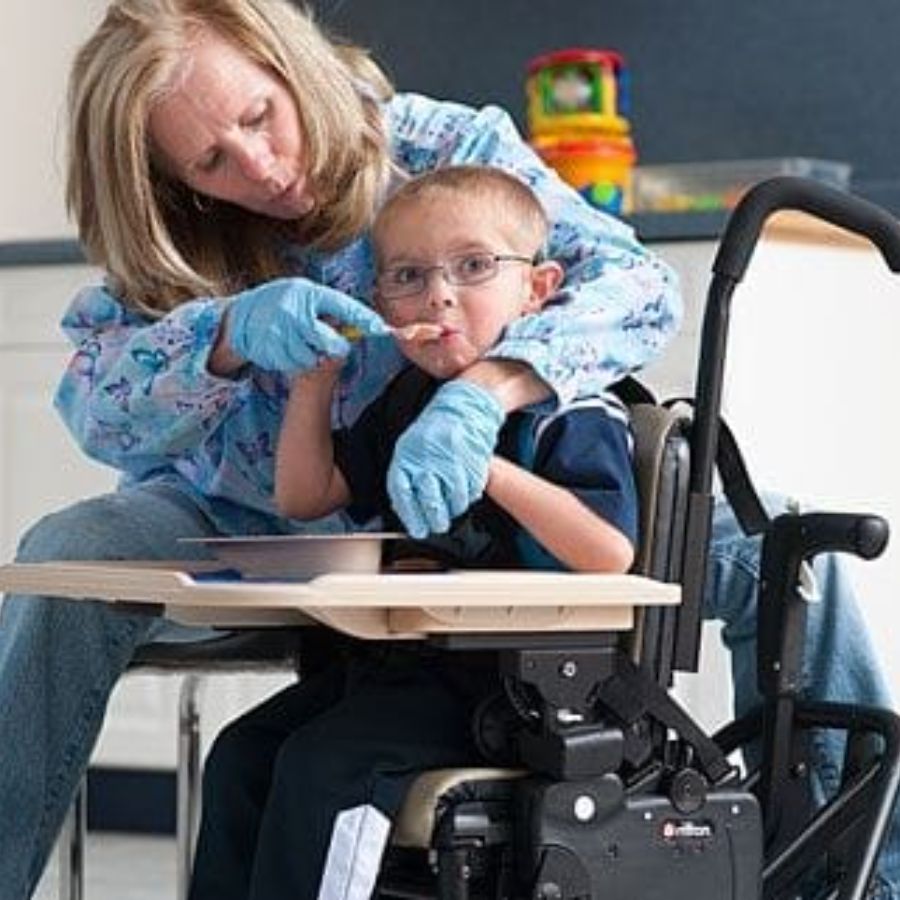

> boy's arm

[
  {"left": 485, "top": 456, "right": 635, "bottom": 573},
  {"left": 275, "top": 361, "right": 351, "bottom": 519}
]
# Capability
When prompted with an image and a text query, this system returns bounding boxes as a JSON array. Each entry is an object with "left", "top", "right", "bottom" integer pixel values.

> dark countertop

[
  {"left": 4, "top": 181, "right": 898, "bottom": 267},
  {"left": 0, "top": 239, "right": 86, "bottom": 268},
  {"left": 0, "top": 214, "right": 729, "bottom": 270}
]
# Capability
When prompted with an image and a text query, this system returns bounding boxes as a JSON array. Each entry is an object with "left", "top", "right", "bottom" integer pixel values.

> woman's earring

[{"left": 192, "top": 191, "right": 211, "bottom": 213}]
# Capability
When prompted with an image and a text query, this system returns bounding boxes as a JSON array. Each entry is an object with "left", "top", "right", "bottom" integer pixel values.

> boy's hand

[{"left": 387, "top": 381, "right": 505, "bottom": 538}]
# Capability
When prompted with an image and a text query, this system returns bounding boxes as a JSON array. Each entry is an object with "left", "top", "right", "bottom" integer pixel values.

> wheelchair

[{"left": 367, "top": 178, "right": 900, "bottom": 900}]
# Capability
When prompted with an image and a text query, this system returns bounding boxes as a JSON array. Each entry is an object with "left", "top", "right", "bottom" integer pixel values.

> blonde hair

[
  {"left": 372, "top": 165, "right": 549, "bottom": 264},
  {"left": 66, "top": 0, "right": 393, "bottom": 316}
]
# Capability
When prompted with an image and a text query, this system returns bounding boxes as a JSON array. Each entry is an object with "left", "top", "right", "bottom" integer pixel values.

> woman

[{"left": 0, "top": 0, "right": 894, "bottom": 898}]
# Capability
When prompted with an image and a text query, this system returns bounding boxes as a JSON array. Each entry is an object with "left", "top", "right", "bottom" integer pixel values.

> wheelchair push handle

[
  {"left": 768, "top": 511, "right": 890, "bottom": 564},
  {"left": 758, "top": 511, "right": 889, "bottom": 651},
  {"left": 713, "top": 176, "right": 900, "bottom": 283},
  {"left": 758, "top": 511, "right": 889, "bottom": 645}
]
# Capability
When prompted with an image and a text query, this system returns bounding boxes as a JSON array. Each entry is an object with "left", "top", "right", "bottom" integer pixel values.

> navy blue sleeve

[
  {"left": 513, "top": 405, "right": 638, "bottom": 570},
  {"left": 332, "top": 395, "right": 392, "bottom": 526}
]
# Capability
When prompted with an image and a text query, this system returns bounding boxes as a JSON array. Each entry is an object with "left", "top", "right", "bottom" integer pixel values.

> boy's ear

[{"left": 523, "top": 260, "right": 565, "bottom": 314}]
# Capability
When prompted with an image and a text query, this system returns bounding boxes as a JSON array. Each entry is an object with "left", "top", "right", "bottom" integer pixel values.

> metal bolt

[
  {"left": 560, "top": 660, "right": 578, "bottom": 678},
  {"left": 574, "top": 794, "right": 596, "bottom": 822}
]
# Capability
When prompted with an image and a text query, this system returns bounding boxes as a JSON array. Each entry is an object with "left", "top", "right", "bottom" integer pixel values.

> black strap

[
  {"left": 715, "top": 414, "right": 771, "bottom": 536},
  {"left": 610, "top": 375, "right": 658, "bottom": 407},
  {"left": 597, "top": 657, "right": 733, "bottom": 783},
  {"left": 664, "top": 397, "right": 771, "bottom": 538}
]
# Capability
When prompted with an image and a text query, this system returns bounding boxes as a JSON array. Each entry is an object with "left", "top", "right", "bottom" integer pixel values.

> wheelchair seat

[
  {"left": 376, "top": 398, "right": 900, "bottom": 900},
  {"left": 378, "top": 399, "right": 737, "bottom": 899},
  {"left": 375, "top": 404, "right": 900, "bottom": 900}
]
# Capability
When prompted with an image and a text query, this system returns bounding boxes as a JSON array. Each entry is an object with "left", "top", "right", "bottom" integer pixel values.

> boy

[
  {"left": 188, "top": 166, "right": 639, "bottom": 900},
  {"left": 276, "top": 165, "right": 637, "bottom": 572}
]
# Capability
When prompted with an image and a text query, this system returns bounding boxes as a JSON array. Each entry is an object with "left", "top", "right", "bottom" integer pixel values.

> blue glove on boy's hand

[
  {"left": 226, "top": 278, "right": 388, "bottom": 375},
  {"left": 387, "top": 380, "right": 506, "bottom": 539}
]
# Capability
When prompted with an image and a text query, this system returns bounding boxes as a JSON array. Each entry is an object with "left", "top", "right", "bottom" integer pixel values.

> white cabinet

[{"left": 0, "top": 265, "right": 117, "bottom": 561}]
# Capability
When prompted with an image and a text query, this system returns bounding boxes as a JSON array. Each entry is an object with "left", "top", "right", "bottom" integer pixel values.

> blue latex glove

[
  {"left": 226, "top": 278, "right": 388, "bottom": 374},
  {"left": 387, "top": 380, "right": 506, "bottom": 538}
]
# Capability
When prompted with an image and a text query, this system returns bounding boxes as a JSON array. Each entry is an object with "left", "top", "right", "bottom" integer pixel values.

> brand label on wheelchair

[{"left": 660, "top": 819, "right": 715, "bottom": 843}]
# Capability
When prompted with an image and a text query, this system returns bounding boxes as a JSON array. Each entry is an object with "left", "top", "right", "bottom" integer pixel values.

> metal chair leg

[
  {"left": 176, "top": 673, "right": 204, "bottom": 900},
  {"left": 58, "top": 776, "right": 87, "bottom": 900}
]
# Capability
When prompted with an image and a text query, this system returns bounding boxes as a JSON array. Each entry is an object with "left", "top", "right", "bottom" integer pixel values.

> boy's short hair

[{"left": 373, "top": 165, "right": 549, "bottom": 261}]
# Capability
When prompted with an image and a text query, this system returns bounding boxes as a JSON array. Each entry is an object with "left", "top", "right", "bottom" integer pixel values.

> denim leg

[
  {"left": 0, "top": 484, "right": 221, "bottom": 899},
  {"left": 705, "top": 492, "right": 900, "bottom": 899}
]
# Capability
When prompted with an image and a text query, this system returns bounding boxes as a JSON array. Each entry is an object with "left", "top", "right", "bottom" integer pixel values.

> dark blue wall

[{"left": 312, "top": 1, "right": 900, "bottom": 211}]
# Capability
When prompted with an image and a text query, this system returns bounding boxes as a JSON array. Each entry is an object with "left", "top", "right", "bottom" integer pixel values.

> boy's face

[{"left": 373, "top": 192, "right": 560, "bottom": 379}]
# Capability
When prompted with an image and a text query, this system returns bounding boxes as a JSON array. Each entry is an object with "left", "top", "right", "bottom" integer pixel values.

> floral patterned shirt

[{"left": 54, "top": 92, "right": 681, "bottom": 536}]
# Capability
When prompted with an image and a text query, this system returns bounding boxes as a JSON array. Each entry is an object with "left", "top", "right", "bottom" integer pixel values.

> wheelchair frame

[{"left": 378, "top": 178, "right": 900, "bottom": 900}]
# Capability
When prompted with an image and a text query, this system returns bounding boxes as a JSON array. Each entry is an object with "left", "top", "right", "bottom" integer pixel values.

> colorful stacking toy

[{"left": 527, "top": 48, "right": 636, "bottom": 215}]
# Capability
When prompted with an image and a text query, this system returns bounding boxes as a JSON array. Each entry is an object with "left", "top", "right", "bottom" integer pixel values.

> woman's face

[{"left": 148, "top": 30, "right": 314, "bottom": 219}]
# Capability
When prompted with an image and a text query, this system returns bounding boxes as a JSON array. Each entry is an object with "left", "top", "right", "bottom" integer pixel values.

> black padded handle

[
  {"left": 713, "top": 176, "right": 900, "bottom": 282},
  {"left": 767, "top": 512, "right": 889, "bottom": 565}
]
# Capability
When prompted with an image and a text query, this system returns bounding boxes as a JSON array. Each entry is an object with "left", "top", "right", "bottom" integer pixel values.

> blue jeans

[
  {"left": 0, "top": 486, "right": 897, "bottom": 899},
  {"left": 0, "top": 484, "right": 222, "bottom": 899}
]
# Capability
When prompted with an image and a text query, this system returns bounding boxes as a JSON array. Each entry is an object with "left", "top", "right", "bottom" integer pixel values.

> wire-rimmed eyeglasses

[{"left": 376, "top": 251, "right": 537, "bottom": 301}]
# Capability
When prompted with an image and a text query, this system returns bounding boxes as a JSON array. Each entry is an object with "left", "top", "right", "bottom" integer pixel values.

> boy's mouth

[{"left": 391, "top": 322, "right": 458, "bottom": 342}]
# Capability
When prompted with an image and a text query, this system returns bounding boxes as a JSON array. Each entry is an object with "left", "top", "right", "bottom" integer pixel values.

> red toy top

[{"left": 527, "top": 48, "right": 624, "bottom": 74}]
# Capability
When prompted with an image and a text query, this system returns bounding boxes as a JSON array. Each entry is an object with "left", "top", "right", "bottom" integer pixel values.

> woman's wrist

[{"left": 457, "top": 359, "right": 552, "bottom": 414}]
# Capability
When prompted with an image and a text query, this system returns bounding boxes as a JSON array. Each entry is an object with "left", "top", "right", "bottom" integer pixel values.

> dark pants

[{"left": 188, "top": 647, "right": 485, "bottom": 900}]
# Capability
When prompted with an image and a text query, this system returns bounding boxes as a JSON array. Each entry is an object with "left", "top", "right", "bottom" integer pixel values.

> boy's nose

[{"left": 423, "top": 269, "right": 458, "bottom": 309}]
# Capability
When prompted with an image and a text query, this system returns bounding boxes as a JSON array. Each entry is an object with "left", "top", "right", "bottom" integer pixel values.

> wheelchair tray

[{"left": 0, "top": 562, "right": 679, "bottom": 639}]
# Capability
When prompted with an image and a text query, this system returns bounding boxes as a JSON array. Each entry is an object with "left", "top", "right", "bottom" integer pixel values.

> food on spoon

[
  {"left": 333, "top": 321, "right": 445, "bottom": 342},
  {"left": 335, "top": 323, "right": 365, "bottom": 341},
  {"left": 390, "top": 322, "right": 444, "bottom": 341}
]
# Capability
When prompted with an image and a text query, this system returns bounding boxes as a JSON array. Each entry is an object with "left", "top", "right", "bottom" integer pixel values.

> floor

[{"left": 34, "top": 833, "right": 176, "bottom": 900}]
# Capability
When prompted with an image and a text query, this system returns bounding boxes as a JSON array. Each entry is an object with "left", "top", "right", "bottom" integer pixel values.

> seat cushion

[{"left": 391, "top": 767, "right": 525, "bottom": 848}]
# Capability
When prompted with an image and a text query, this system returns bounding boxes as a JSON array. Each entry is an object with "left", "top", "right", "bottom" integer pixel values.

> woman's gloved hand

[
  {"left": 226, "top": 278, "right": 388, "bottom": 374},
  {"left": 387, "top": 380, "right": 506, "bottom": 538}
]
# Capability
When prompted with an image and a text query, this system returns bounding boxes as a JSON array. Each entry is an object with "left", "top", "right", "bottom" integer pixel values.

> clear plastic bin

[{"left": 632, "top": 158, "right": 852, "bottom": 213}]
